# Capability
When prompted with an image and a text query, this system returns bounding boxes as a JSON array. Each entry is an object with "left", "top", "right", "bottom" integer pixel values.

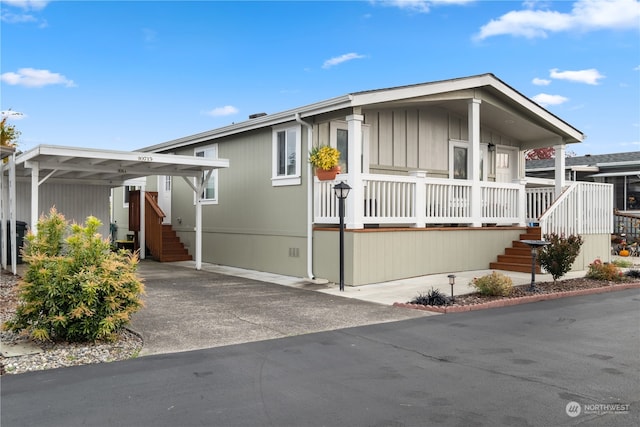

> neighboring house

[
  {"left": 107, "top": 73, "right": 612, "bottom": 285},
  {"left": 526, "top": 152, "right": 640, "bottom": 212}
]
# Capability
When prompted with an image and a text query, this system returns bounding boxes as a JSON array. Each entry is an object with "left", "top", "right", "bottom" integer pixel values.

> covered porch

[{"left": 312, "top": 176, "right": 613, "bottom": 286}]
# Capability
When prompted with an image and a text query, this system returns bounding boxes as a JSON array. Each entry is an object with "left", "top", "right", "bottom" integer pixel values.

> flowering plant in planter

[{"left": 309, "top": 145, "right": 340, "bottom": 171}]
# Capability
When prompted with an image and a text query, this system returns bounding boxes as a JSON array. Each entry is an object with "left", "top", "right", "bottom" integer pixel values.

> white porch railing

[
  {"left": 314, "top": 173, "right": 524, "bottom": 227},
  {"left": 525, "top": 187, "right": 555, "bottom": 224},
  {"left": 538, "top": 182, "right": 613, "bottom": 236}
]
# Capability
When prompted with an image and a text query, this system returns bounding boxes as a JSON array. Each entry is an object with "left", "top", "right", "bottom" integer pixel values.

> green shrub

[
  {"left": 538, "top": 233, "right": 583, "bottom": 283},
  {"left": 470, "top": 271, "right": 513, "bottom": 296},
  {"left": 612, "top": 258, "right": 633, "bottom": 268},
  {"left": 3, "top": 208, "right": 145, "bottom": 342},
  {"left": 585, "top": 259, "right": 623, "bottom": 282}
]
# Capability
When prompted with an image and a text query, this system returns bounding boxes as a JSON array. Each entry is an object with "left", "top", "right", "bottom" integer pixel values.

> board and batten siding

[
  {"left": 167, "top": 126, "right": 310, "bottom": 277},
  {"left": 364, "top": 106, "right": 518, "bottom": 177},
  {"left": 313, "top": 228, "right": 611, "bottom": 286},
  {"left": 16, "top": 182, "right": 111, "bottom": 237}
]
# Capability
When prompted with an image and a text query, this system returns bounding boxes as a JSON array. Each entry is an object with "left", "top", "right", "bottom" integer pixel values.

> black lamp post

[
  {"left": 520, "top": 240, "right": 549, "bottom": 292},
  {"left": 333, "top": 181, "right": 351, "bottom": 291},
  {"left": 448, "top": 274, "right": 456, "bottom": 303}
]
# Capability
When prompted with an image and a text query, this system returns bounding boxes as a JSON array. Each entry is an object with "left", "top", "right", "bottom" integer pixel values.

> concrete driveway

[{"left": 130, "top": 260, "right": 429, "bottom": 355}]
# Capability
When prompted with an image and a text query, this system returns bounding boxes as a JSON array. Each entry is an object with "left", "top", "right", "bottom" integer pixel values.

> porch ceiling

[{"left": 10, "top": 144, "right": 229, "bottom": 186}]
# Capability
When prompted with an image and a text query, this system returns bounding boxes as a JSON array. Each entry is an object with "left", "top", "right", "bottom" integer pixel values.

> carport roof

[{"left": 13, "top": 144, "right": 229, "bottom": 186}]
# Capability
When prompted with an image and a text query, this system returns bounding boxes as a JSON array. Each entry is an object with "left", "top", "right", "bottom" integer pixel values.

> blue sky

[{"left": 1, "top": 0, "right": 639, "bottom": 156}]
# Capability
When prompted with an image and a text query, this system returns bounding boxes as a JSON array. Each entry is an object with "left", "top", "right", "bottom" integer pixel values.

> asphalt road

[{"left": 2, "top": 289, "right": 639, "bottom": 427}]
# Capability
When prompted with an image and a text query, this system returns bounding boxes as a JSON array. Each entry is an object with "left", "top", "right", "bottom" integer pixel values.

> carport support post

[
  {"left": 139, "top": 186, "right": 146, "bottom": 260},
  {"left": 194, "top": 169, "right": 212, "bottom": 271},
  {"left": 195, "top": 197, "right": 202, "bottom": 270},
  {"left": 30, "top": 161, "right": 39, "bottom": 234}
]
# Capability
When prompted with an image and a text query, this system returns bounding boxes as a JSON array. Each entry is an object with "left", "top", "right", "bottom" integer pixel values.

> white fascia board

[
  {"left": 595, "top": 160, "right": 640, "bottom": 167},
  {"left": 17, "top": 144, "right": 228, "bottom": 169},
  {"left": 16, "top": 145, "right": 229, "bottom": 175},
  {"left": 590, "top": 171, "right": 640, "bottom": 178},
  {"left": 487, "top": 78, "right": 583, "bottom": 143},
  {"left": 526, "top": 164, "right": 598, "bottom": 172},
  {"left": 350, "top": 74, "right": 495, "bottom": 106},
  {"left": 570, "top": 165, "right": 599, "bottom": 172},
  {"left": 142, "top": 95, "right": 353, "bottom": 153}
]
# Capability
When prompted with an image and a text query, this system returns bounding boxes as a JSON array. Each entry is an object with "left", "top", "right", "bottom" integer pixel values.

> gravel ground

[
  {"left": 0, "top": 270, "right": 143, "bottom": 376},
  {"left": 408, "top": 275, "right": 640, "bottom": 307}
]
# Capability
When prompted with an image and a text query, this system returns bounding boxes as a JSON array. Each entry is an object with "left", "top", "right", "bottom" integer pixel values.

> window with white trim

[
  {"left": 272, "top": 124, "right": 301, "bottom": 186},
  {"left": 195, "top": 144, "right": 219, "bottom": 204}
]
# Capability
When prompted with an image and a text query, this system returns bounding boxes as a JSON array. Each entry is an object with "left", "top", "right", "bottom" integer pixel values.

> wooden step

[
  {"left": 489, "top": 262, "right": 541, "bottom": 274},
  {"left": 496, "top": 254, "right": 534, "bottom": 264},
  {"left": 519, "top": 227, "right": 542, "bottom": 240},
  {"left": 505, "top": 247, "right": 532, "bottom": 256},
  {"left": 488, "top": 226, "right": 542, "bottom": 273}
]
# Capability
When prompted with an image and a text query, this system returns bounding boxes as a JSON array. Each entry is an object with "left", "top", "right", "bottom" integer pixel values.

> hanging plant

[{"left": 309, "top": 145, "right": 340, "bottom": 171}]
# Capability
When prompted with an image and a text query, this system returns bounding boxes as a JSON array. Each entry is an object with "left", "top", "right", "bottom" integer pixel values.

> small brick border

[{"left": 393, "top": 282, "right": 640, "bottom": 314}]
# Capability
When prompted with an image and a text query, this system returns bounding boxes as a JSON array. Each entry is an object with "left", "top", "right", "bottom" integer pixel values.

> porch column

[
  {"left": 468, "top": 99, "right": 482, "bottom": 227},
  {"left": 554, "top": 144, "right": 566, "bottom": 198},
  {"left": 346, "top": 114, "right": 364, "bottom": 229}
]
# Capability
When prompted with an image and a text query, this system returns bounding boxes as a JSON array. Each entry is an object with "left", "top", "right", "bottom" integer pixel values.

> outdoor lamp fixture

[
  {"left": 520, "top": 240, "right": 550, "bottom": 292},
  {"left": 333, "top": 181, "right": 351, "bottom": 292},
  {"left": 488, "top": 143, "right": 496, "bottom": 152},
  {"left": 448, "top": 274, "right": 456, "bottom": 303}
]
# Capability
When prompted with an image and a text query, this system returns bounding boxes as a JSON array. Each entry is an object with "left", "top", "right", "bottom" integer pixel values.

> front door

[
  {"left": 157, "top": 175, "right": 172, "bottom": 224},
  {"left": 496, "top": 147, "right": 518, "bottom": 183}
]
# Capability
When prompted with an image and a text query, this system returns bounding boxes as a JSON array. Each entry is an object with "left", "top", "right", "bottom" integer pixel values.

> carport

[{"left": 0, "top": 144, "right": 229, "bottom": 274}]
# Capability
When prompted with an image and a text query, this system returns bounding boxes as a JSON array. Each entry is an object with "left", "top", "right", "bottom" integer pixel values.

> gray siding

[
  {"left": 16, "top": 182, "right": 111, "bottom": 237},
  {"left": 169, "top": 126, "right": 309, "bottom": 277},
  {"left": 314, "top": 228, "right": 611, "bottom": 286}
]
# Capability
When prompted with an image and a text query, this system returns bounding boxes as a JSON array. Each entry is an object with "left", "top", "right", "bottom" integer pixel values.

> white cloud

[
  {"left": 203, "top": 106, "right": 239, "bottom": 117},
  {"left": 634, "top": 65, "right": 640, "bottom": 71},
  {"left": 1, "top": 11, "right": 36, "bottom": 23},
  {"left": 1, "top": 68, "right": 76, "bottom": 88},
  {"left": 1, "top": 0, "right": 49, "bottom": 26},
  {"left": 475, "top": 0, "right": 640, "bottom": 40},
  {"left": 1, "top": 110, "right": 26, "bottom": 120},
  {"left": 532, "top": 77, "right": 551, "bottom": 86},
  {"left": 322, "top": 53, "right": 366, "bottom": 69},
  {"left": 532, "top": 93, "right": 569, "bottom": 107},
  {"left": 375, "top": 0, "right": 473, "bottom": 14},
  {"left": 1, "top": 0, "right": 50, "bottom": 10},
  {"left": 550, "top": 68, "right": 605, "bottom": 85}
]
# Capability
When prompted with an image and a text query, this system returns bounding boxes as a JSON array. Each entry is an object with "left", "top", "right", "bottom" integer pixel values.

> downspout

[{"left": 295, "top": 112, "right": 315, "bottom": 280}]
